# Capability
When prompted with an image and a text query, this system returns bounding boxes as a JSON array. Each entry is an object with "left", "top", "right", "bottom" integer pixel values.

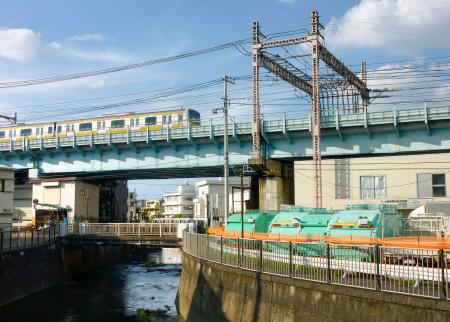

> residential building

[
  {"left": 294, "top": 153, "right": 450, "bottom": 211},
  {"left": 0, "top": 166, "right": 14, "bottom": 230},
  {"left": 194, "top": 177, "right": 250, "bottom": 222},
  {"left": 163, "top": 181, "right": 195, "bottom": 218},
  {"left": 31, "top": 177, "right": 100, "bottom": 225},
  {"left": 13, "top": 183, "right": 32, "bottom": 226},
  {"left": 127, "top": 191, "right": 137, "bottom": 222},
  {"left": 99, "top": 180, "right": 128, "bottom": 222},
  {"left": 143, "top": 199, "right": 162, "bottom": 218}
]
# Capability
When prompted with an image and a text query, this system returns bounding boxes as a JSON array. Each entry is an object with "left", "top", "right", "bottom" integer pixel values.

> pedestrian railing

[
  {"left": 67, "top": 223, "right": 178, "bottom": 237},
  {"left": 0, "top": 225, "right": 60, "bottom": 253},
  {"left": 183, "top": 231, "right": 450, "bottom": 300}
]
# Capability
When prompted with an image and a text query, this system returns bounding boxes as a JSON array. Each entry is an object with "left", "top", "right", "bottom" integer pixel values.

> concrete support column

[{"left": 249, "top": 158, "right": 294, "bottom": 211}]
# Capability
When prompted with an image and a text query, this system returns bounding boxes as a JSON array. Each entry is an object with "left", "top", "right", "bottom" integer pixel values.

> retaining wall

[
  {"left": 177, "top": 252, "right": 450, "bottom": 322},
  {"left": 0, "top": 240, "right": 128, "bottom": 307}
]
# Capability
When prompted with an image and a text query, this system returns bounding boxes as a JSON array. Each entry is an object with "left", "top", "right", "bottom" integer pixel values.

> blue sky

[{"left": 1, "top": 0, "right": 450, "bottom": 198}]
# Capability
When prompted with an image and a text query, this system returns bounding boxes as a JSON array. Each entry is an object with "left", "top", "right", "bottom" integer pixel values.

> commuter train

[{"left": 0, "top": 108, "right": 201, "bottom": 142}]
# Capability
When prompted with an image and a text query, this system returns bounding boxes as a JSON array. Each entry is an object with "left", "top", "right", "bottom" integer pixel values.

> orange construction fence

[{"left": 207, "top": 226, "right": 450, "bottom": 249}]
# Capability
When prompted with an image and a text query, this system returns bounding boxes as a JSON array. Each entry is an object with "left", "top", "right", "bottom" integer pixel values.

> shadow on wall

[{"left": 176, "top": 257, "right": 266, "bottom": 322}]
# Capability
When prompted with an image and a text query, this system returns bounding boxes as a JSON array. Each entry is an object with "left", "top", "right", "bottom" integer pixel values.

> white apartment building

[
  {"left": 162, "top": 181, "right": 195, "bottom": 218},
  {"left": 194, "top": 177, "right": 250, "bottom": 221},
  {"left": 0, "top": 166, "right": 14, "bottom": 230}
]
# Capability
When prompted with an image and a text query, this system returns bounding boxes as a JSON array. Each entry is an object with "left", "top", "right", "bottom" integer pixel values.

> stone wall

[{"left": 177, "top": 252, "right": 450, "bottom": 322}]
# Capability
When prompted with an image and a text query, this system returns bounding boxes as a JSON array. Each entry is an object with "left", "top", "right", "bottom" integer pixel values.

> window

[
  {"left": 130, "top": 119, "right": 134, "bottom": 127},
  {"left": 360, "top": 176, "right": 386, "bottom": 199},
  {"left": 111, "top": 120, "right": 125, "bottom": 128},
  {"left": 71, "top": 124, "right": 74, "bottom": 132},
  {"left": 185, "top": 197, "right": 193, "bottom": 201},
  {"left": 20, "top": 128, "right": 32, "bottom": 136},
  {"left": 178, "top": 114, "right": 184, "bottom": 121},
  {"left": 0, "top": 131, "right": 5, "bottom": 138},
  {"left": 0, "top": 179, "right": 4, "bottom": 192},
  {"left": 80, "top": 189, "right": 86, "bottom": 196},
  {"left": 135, "top": 118, "right": 139, "bottom": 126},
  {"left": 183, "top": 206, "right": 193, "bottom": 211},
  {"left": 418, "top": 173, "right": 446, "bottom": 197},
  {"left": 48, "top": 126, "right": 53, "bottom": 134},
  {"left": 162, "top": 115, "right": 172, "bottom": 124},
  {"left": 145, "top": 117, "right": 157, "bottom": 125},
  {"left": 57, "top": 126, "right": 62, "bottom": 133},
  {"left": 79, "top": 123, "right": 92, "bottom": 131}
]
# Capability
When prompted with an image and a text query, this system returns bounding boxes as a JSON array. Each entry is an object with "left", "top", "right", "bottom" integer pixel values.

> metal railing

[
  {"left": 183, "top": 231, "right": 450, "bottom": 300},
  {"left": 3, "top": 105, "right": 450, "bottom": 152},
  {"left": 67, "top": 223, "right": 178, "bottom": 237},
  {"left": 0, "top": 225, "right": 60, "bottom": 253}
]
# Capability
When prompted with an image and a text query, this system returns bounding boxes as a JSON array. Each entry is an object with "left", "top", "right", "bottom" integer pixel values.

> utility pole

[
  {"left": 311, "top": 10, "right": 322, "bottom": 208},
  {"left": 213, "top": 75, "right": 234, "bottom": 227},
  {"left": 0, "top": 113, "right": 17, "bottom": 124}
]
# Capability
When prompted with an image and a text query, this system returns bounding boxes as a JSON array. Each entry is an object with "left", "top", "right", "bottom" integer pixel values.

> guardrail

[
  {"left": 183, "top": 231, "right": 450, "bottom": 300},
  {"left": 2, "top": 106, "right": 450, "bottom": 153},
  {"left": 0, "top": 225, "right": 60, "bottom": 253},
  {"left": 67, "top": 223, "right": 178, "bottom": 237}
]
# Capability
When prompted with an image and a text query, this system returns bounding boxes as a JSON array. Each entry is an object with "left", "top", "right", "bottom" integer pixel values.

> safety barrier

[
  {"left": 183, "top": 231, "right": 450, "bottom": 300},
  {"left": 0, "top": 225, "right": 60, "bottom": 253},
  {"left": 208, "top": 226, "right": 450, "bottom": 249}
]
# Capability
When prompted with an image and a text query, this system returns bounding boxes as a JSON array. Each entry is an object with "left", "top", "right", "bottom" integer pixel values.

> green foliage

[{"left": 136, "top": 308, "right": 153, "bottom": 322}]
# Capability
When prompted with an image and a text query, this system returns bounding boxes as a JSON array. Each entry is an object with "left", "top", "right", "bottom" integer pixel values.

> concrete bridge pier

[{"left": 249, "top": 158, "right": 294, "bottom": 210}]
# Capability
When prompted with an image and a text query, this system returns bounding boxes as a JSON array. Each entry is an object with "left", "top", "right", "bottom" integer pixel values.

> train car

[{"left": 0, "top": 108, "right": 201, "bottom": 142}]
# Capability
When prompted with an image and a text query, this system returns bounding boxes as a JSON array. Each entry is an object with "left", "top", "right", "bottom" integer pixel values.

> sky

[{"left": 1, "top": 0, "right": 450, "bottom": 198}]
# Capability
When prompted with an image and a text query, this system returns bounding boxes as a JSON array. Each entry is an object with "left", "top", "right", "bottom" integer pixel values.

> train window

[
  {"left": 79, "top": 122, "right": 92, "bottom": 131},
  {"left": 20, "top": 128, "right": 32, "bottom": 136},
  {"left": 135, "top": 118, "right": 139, "bottom": 126},
  {"left": 162, "top": 115, "right": 172, "bottom": 123},
  {"left": 48, "top": 126, "right": 53, "bottom": 134},
  {"left": 57, "top": 126, "right": 62, "bottom": 133},
  {"left": 178, "top": 114, "right": 184, "bottom": 121},
  {"left": 102, "top": 121, "right": 106, "bottom": 129},
  {"left": 145, "top": 117, "right": 157, "bottom": 125},
  {"left": 65, "top": 125, "right": 70, "bottom": 132},
  {"left": 36, "top": 128, "right": 40, "bottom": 135},
  {"left": 71, "top": 124, "right": 74, "bottom": 132},
  {"left": 0, "top": 131, "right": 4, "bottom": 138},
  {"left": 130, "top": 119, "right": 135, "bottom": 127},
  {"left": 111, "top": 120, "right": 125, "bottom": 128}
]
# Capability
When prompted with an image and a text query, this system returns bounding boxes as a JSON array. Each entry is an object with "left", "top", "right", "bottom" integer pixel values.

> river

[{"left": 0, "top": 248, "right": 182, "bottom": 322}]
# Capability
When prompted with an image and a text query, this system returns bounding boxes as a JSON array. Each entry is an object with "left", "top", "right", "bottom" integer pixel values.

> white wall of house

[
  {"left": 0, "top": 166, "right": 14, "bottom": 229},
  {"left": 195, "top": 177, "right": 250, "bottom": 221},
  {"left": 32, "top": 180, "right": 99, "bottom": 223},
  {"left": 295, "top": 153, "right": 450, "bottom": 210}
]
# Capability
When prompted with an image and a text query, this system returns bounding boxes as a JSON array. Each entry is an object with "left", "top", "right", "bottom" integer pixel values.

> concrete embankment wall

[
  {"left": 0, "top": 240, "right": 127, "bottom": 307},
  {"left": 0, "top": 242, "right": 63, "bottom": 307},
  {"left": 177, "top": 252, "right": 450, "bottom": 322}
]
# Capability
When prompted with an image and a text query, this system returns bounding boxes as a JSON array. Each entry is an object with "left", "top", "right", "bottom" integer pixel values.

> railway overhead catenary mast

[{"left": 251, "top": 10, "right": 370, "bottom": 208}]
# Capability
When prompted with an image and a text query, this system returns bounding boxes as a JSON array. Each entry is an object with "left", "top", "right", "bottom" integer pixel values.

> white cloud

[
  {"left": 46, "top": 41, "right": 132, "bottom": 63},
  {"left": 0, "top": 28, "right": 40, "bottom": 62},
  {"left": 326, "top": 0, "right": 450, "bottom": 53},
  {"left": 67, "top": 33, "right": 112, "bottom": 42}
]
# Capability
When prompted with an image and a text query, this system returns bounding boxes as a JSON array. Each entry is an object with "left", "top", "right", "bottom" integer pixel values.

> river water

[{"left": 0, "top": 248, "right": 182, "bottom": 322}]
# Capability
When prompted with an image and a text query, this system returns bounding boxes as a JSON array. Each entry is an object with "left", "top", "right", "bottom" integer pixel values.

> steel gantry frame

[{"left": 251, "top": 10, "right": 370, "bottom": 208}]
